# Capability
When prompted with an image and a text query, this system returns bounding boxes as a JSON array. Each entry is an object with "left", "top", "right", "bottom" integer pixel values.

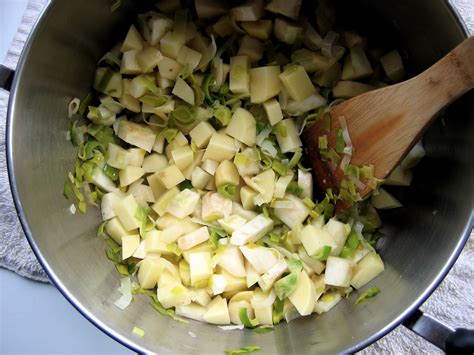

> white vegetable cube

[
  {"left": 175, "top": 303, "right": 207, "bottom": 322},
  {"left": 188, "top": 251, "right": 213, "bottom": 286},
  {"left": 160, "top": 31, "right": 185, "bottom": 59},
  {"left": 191, "top": 166, "right": 212, "bottom": 189},
  {"left": 112, "top": 194, "right": 140, "bottom": 231},
  {"left": 138, "top": 258, "right": 162, "bottom": 289},
  {"left": 371, "top": 188, "right": 402, "bottom": 209},
  {"left": 129, "top": 184, "right": 155, "bottom": 206},
  {"left": 210, "top": 274, "right": 228, "bottom": 295},
  {"left": 133, "top": 240, "right": 146, "bottom": 259},
  {"left": 229, "top": 56, "right": 250, "bottom": 95},
  {"left": 300, "top": 224, "right": 337, "bottom": 257},
  {"left": 147, "top": 172, "right": 166, "bottom": 200},
  {"left": 142, "top": 154, "right": 168, "bottom": 173},
  {"left": 160, "top": 224, "right": 185, "bottom": 244},
  {"left": 121, "top": 25, "right": 143, "bottom": 52},
  {"left": 384, "top": 166, "right": 413, "bottom": 186},
  {"left": 157, "top": 165, "right": 185, "bottom": 189},
  {"left": 158, "top": 56, "right": 184, "bottom": 80},
  {"left": 232, "top": 0, "right": 264, "bottom": 21},
  {"left": 172, "top": 77, "right": 195, "bottom": 105},
  {"left": 350, "top": 252, "right": 385, "bottom": 289},
  {"left": 249, "top": 66, "right": 281, "bottom": 104},
  {"left": 121, "top": 50, "right": 142, "bottom": 75},
  {"left": 251, "top": 289, "right": 276, "bottom": 325},
  {"left": 274, "top": 174, "right": 294, "bottom": 199},
  {"left": 314, "top": 292, "right": 342, "bottom": 314},
  {"left": 217, "top": 215, "right": 247, "bottom": 234},
  {"left": 190, "top": 121, "right": 216, "bottom": 149},
  {"left": 202, "top": 133, "right": 237, "bottom": 162},
  {"left": 122, "top": 234, "right": 140, "bottom": 259},
  {"left": 240, "top": 245, "right": 279, "bottom": 274},
  {"left": 127, "top": 148, "right": 145, "bottom": 167},
  {"left": 119, "top": 166, "right": 145, "bottom": 187},
  {"left": 190, "top": 289, "right": 212, "bottom": 307},
  {"left": 136, "top": 47, "right": 163, "bottom": 73},
  {"left": 203, "top": 296, "right": 230, "bottom": 325},
  {"left": 144, "top": 230, "right": 170, "bottom": 254},
  {"left": 263, "top": 99, "right": 283, "bottom": 126},
  {"left": 245, "top": 169, "right": 275, "bottom": 206},
  {"left": 215, "top": 160, "right": 240, "bottom": 188},
  {"left": 151, "top": 187, "right": 180, "bottom": 216},
  {"left": 279, "top": 65, "right": 316, "bottom": 102},
  {"left": 201, "top": 192, "right": 233, "bottom": 222},
  {"left": 298, "top": 169, "right": 313, "bottom": 199},
  {"left": 240, "top": 186, "right": 257, "bottom": 210},
  {"left": 298, "top": 246, "right": 325, "bottom": 275},
  {"left": 178, "top": 227, "right": 210, "bottom": 251},
  {"left": 323, "top": 219, "right": 351, "bottom": 255},
  {"left": 166, "top": 189, "right": 200, "bottom": 219},
  {"left": 241, "top": 20, "right": 273, "bottom": 41},
  {"left": 170, "top": 145, "right": 194, "bottom": 171},
  {"left": 177, "top": 46, "right": 203, "bottom": 71},
  {"left": 150, "top": 16, "right": 173, "bottom": 45},
  {"left": 275, "top": 119, "right": 302, "bottom": 153},
  {"left": 273, "top": 194, "right": 310, "bottom": 229},
  {"left": 107, "top": 143, "right": 130, "bottom": 169},
  {"left": 288, "top": 270, "right": 316, "bottom": 316},
  {"left": 230, "top": 214, "right": 274, "bottom": 246},
  {"left": 225, "top": 108, "right": 257, "bottom": 147},
  {"left": 259, "top": 259, "right": 288, "bottom": 292},
  {"left": 201, "top": 159, "right": 219, "bottom": 175},
  {"left": 101, "top": 192, "right": 124, "bottom": 221},
  {"left": 105, "top": 217, "right": 133, "bottom": 245},
  {"left": 274, "top": 18, "right": 303, "bottom": 45},
  {"left": 234, "top": 148, "right": 260, "bottom": 177},
  {"left": 217, "top": 245, "right": 246, "bottom": 278},
  {"left": 117, "top": 120, "right": 156, "bottom": 152},
  {"left": 90, "top": 167, "right": 117, "bottom": 192},
  {"left": 238, "top": 35, "right": 264, "bottom": 63},
  {"left": 266, "top": 0, "right": 302, "bottom": 20},
  {"left": 229, "top": 299, "right": 253, "bottom": 325},
  {"left": 324, "top": 256, "right": 356, "bottom": 287},
  {"left": 158, "top": 282, "right": 191, "bottom": 309}
]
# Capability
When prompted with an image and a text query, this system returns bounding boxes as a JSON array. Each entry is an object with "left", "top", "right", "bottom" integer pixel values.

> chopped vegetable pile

[{"left": 64, "top": 0, "right": 426, "bottom": 332}]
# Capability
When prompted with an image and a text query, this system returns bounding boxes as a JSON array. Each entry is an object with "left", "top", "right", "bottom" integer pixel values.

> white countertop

[{"left": 0, "top": 2, "right": 130, "bottom": 353}]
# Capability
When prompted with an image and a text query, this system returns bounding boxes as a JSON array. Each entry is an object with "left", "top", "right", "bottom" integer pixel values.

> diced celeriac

[
  {"left": 188, "top": 251, "right": 213, "bottom": 287},
  {"left": 300, "top": 225, "right": 337, "bottom": 257},
  {"left": 323, "top": 219, "right": 351, "bottom": 256},
  {"left": 201, "top": 192, "right": 233, "bottom": 222},
  {"left": 119, "top": 166, "right": 145, "bottom": 187},
  {"left": 229, "top": 56, "right": 250, "bottom": 95},
  {"left": 118, "top": 120, "right": 156, "bottom": 152},
  {"left": 217, "top": 246, "right": 246, "bottom": 277},
  {"left": 279, "top": 65, "right": 316, "bottom": 101},
  {"left": 190, "top": 121, "right": 216, "bottom": 149},
  {"left": 138, "top": 258, "right": 162, "bottom": 289},
  {"left": 324, "top": 256, "right": 355, "bottom": 287},
  {"left": 225, "top": 108, "right": 257, "bottom": 147},
  {"left": 202, "top": 133, "right": 237, "bottom": 162},
  {"left": 178, "top": 227, "right": 210, "bottom": 251},
  {"left": 263, "top": 98, "right": 283, "bottom": 126},
  {"left": 288, "top": 270, "right": 316, "bottom": 316},
  {"left": 157, "top": 165, "right": 185, "bottom": 189},
  {"left": 350, "top": 252, "right": 385, "bottom": 289},
  {"left": 105, "top": 217, "right": 134, "bottom": 245},
  {"left": 166, "top": 189, "right": 200, "bottom": 219},
  {"left": 122, "top": 234, "right": 140, "bottom": 259},
  {"left": 112, "top": 195, "right": 140, "bottom": 231},
  {"left": 274, "top": 119, "right": 302, "bottom": 153},
  {"left": 230, "top": 214, "right": 274, "bottom": 246},
  {"left": 249, "top": 66, "right": 281, "bottom": 104},
  {"left": 152, "top": 186, "right": 180, "bottom": 216},
  {"left": 273, "top": 194, "right": 310, "bottom": 229},
  {"left": 203, "top": 295, "right": 230, "bottom": 325},
  {"left": 217, "top": 215, "right": 247, "bottom": 234}
]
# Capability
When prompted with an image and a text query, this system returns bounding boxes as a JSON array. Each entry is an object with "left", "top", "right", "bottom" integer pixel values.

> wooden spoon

[{"left": 302, "top": 36, "right": 474, "bottom": 211}]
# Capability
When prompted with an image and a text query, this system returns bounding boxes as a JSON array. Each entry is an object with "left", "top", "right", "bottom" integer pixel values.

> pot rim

[{"left": 5, "top": 1, "right": 473, "bottom": 353}]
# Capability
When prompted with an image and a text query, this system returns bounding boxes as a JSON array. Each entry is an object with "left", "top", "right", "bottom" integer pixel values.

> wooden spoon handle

[{"left": 406, "top": 36, "right": 474, "bottom": 119}]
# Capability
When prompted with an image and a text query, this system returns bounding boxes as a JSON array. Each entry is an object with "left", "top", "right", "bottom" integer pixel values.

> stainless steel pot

[{"left": 1, "top": 0, "right": 473, "bottom": 353}]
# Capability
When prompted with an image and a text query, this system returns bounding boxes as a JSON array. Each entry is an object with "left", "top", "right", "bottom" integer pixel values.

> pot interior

[{"left": 7, "top": 0, "right": 473, "bottom": 353}]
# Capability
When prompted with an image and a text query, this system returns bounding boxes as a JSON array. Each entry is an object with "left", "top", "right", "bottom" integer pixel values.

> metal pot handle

[
  {"left": 0, "top": 65, "right": 14, "bottom": 92},
  {"left": 403, "top": 309, "right": 474, "bottom": 354}
]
